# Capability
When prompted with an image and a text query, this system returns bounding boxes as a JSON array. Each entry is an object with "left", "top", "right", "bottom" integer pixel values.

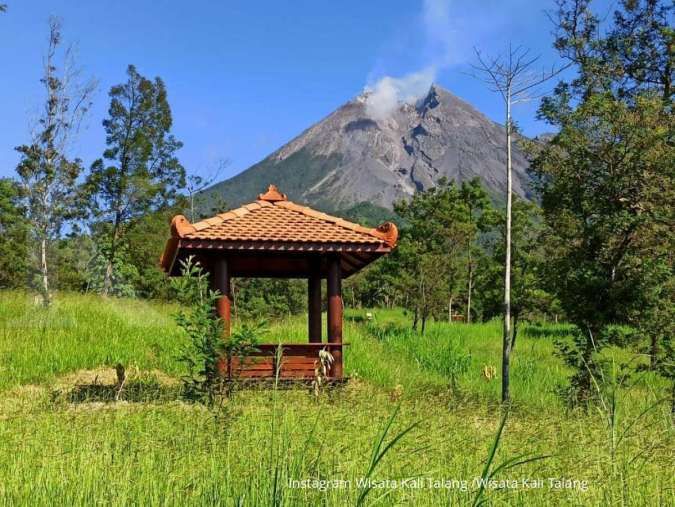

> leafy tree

[
  {"left": 395, "top": 184, "right": 453, "bottom": 332},
  {"left": 0, "top": 178, "right": 29, "bottom": 288},
  {"left": 85, "top": 64, "right": 185, "bottom": 296},
  {"left": 14, "top": 18, "right": 95, "bottom": 305},
  {"left": 534, "top": 94, "right": 672, "bottom": 404},
  {"left": 53, "top": 232, "right": 95, "bottom": 292},
  {"left": 86, "top": 240, "right": 139, "bottom": 297},
  {"left": 459, "top": 178, "right": 494, "bottom": 323},
  {"left": 532, "top": 0, "right": 673, "bottom": 404},
  {"left": 551, "top": 0, "right": 672, "bottom": 103},
  {"left": 344, "top": 254, "right": 404, "bottom": 309},
  {"left": 477, "top": 199, "right": 556, "bottom": 340},
  {"left": 393, "top": 179, "right": 494, "bottom": 332},
  {"left": 172, "top": 257, "right": 263, "bottom": 402}
]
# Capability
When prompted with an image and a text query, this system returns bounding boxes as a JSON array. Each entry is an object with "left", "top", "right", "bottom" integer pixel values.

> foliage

[
  {"left": 533, "top": 0, "right": 674, "bottom": 405},
  {"left": 14, "top": 18, "right": 95, "bottom": 305},
  {"left": 222, "top": 322, "right": 263, "bottom": 382},
  {"left": 339, "top": 201, "right": 399, "bottom": 227},
  {"left": 86, "top": 240, "right": 139, "bottom": 298},
  {"left": 233, "top": 278, "right": 305, "bottom": 320},
  {"left": 52, "top": 233, "right": 95, "bottom": 292},
  {"left": 170, "top": 257, "right": 225, "bottom": 403},
  {"left": 121, "top": 206, "right": 181, "bottom": 299},
  {"left": 476, "top": 198, "right": 557, "bottom": 331},
  {"left": 84, "top": 64, "right": 185, "bottom": 296},
  {"left": 0, "top": 178, "right": 29, "bottom": 288},
  {"left": 392, "top": 178, "right": 495, "bottom": 332}
]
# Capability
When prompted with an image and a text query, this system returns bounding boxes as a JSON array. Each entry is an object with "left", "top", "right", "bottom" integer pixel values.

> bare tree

[
  {"left": 15, "top": 17, "right": 96, "bottom": 306},
  {"left": 185, "top": 158, "right": 230, "bottom": 222},
  {"left": 469, "top": 44, "right": 567, "bottom": 404}
]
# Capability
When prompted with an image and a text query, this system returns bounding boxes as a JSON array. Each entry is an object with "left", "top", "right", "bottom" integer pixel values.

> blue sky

[{"left": 0, "top": 0, "right": 588, "bottom": 181}]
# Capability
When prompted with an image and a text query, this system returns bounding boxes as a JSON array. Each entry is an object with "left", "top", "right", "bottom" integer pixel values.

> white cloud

[
  {"left": 364, "top": 68, "right": 436, "bottom": 120},
  {"left": 364, "top": 0, "right": 458, "bottom": 120}
]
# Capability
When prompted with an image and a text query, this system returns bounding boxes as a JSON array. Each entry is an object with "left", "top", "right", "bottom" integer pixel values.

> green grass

[{"left": 0, "top": 291, "right": 672, "bottom": 506}]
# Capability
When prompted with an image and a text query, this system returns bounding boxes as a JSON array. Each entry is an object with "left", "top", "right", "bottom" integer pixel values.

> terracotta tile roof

[
  {"left": 170, "top": 185, "right": 398, "bottom": 246},
  {"left": 160, "top": 185, "right": 398, "bottom": 273}
]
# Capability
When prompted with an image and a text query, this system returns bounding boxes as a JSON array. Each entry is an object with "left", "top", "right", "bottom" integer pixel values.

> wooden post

[
  {"left": 308, "top": 273, "right": 322, "bottom": 343},
  {"left": 327, "top": 256, "right": 343, "bottom": 378},
  {"left": 213, "top": 257, "right": 231, "bottom": 337}
]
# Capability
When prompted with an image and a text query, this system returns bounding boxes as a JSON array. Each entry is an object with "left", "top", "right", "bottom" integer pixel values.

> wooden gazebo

[{"left": 160, "top": 185, "right": 398, "bottom": 379}]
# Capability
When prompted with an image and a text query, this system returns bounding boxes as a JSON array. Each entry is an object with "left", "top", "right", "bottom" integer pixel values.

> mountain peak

[{"left": 202, "top": 86, "right": 533, "bottom": 213}]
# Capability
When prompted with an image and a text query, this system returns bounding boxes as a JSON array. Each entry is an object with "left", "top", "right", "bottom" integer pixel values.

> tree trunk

[
  {"left": 412, "top": 307, "right": 419, "bottom": 331},
  {"left": 102, "top": 213, "right": 121, "bottom": 296},
  {"left": 501, "top": 88, "right": 513, "bottom": 405},
  {"left": 466, "top": 256, "right": 473, "bottom": 324},
  {"left": 103, "top": 259, "right": 114, "bottom": 296},
  {"left": 448, "top": 296, "right": 453, "bottom": 322},
  {"left": 39, "top": 235, "right": 50, "bottom": 307},
  {"left": 649, "top": 334, "right": 659, "bottom": 370}
]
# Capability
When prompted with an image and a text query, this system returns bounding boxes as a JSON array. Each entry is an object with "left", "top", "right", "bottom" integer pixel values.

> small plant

[
  {"left": 482, "top": 364, "right": 497, "bottom": 382},
  {"left": 114, "top": 363, "right": 126, "bottom": 401},
  {"left": 171, "top": 256, "right": 226, "bottom": 404},
  {"left": 311, "top": 347, "right": 334, "bottom": 397}
]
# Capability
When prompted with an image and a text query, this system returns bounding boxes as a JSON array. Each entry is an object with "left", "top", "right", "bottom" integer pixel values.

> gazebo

[{"left": 160, "top": 185, "right": 398, "bottom": 379}]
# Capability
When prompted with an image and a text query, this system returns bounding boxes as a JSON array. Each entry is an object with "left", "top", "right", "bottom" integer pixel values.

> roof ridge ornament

[
  {"left": 373, "top": 222, "right": 399, "bottom": 247},
  {"left": 258, "top": 184, "right": 287, "bottom": 202},
  {"left": 170, "top": 215, "right": 196, "bottom": 238}
]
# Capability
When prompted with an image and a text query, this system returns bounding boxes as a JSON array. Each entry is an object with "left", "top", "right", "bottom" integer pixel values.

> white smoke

[
  {"left": 364, "top": 0, "right": 460, "bottom": 120},
  {"left": 364, "top": 67, "right": 436, "bottom": 120}
]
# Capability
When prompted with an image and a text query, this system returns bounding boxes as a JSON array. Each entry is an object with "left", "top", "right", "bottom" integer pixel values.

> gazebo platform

[{"left": 160, "top": 184, "right": 397, "bottom": 379}]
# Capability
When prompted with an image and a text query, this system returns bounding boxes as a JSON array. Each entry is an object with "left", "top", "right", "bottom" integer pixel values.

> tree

[
  {"left": 470, "top": 44, "right": 566, "bottom": 404},
  {"left": 0, "top": 178, "right": 29, "bottom": 288},
  {"left": 85, "top": 65, "right": 185, "bottom": 296},
  {"left": 550, "top": 0, "right": 672, "bottom": 103},
  {"left": 394, "top": 179, "right": 490, "bottom": 333},
  {"left": 459, "top": 178, "right": 493, "bottom": 323},
  {"left": 14, "top": 18, "right": 95, "bottom": 306},
  {"left": 532, "top": 0, "right": 674, "bottom": 405},
  {"left": 477, "top": 199, "right": 556, "bottom": 337}
]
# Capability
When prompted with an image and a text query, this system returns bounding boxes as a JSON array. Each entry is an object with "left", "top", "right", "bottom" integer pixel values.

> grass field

[{"left": 0, "top": 291, "right": 672, "bottom": 506}]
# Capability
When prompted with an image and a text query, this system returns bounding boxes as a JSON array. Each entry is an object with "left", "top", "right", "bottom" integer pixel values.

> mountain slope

[{"left": 202, "top": 85, "right": 533, "bottom": 212}]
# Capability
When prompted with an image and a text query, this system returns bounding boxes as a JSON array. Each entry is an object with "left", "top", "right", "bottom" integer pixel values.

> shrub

[{"left": 171, "top": 257, "right": 225, "bottom": 403}]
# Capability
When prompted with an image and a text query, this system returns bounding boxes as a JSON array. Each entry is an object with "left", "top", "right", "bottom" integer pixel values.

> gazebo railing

[{"left": 225, "top": 343, "right": 346, "bottom": 379}]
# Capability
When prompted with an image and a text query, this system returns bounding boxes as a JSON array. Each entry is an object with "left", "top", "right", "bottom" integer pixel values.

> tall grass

[
  {"left": 0, "top": 291, "right": 672, "bottom": 505},
  {"left": 0, "top": 291, "right": 184, "bottom": 389}
]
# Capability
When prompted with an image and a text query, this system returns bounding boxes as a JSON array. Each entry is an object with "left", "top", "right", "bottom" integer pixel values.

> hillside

[{"left": 200, "top": 85, "right": 533, "bottom": 214}]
